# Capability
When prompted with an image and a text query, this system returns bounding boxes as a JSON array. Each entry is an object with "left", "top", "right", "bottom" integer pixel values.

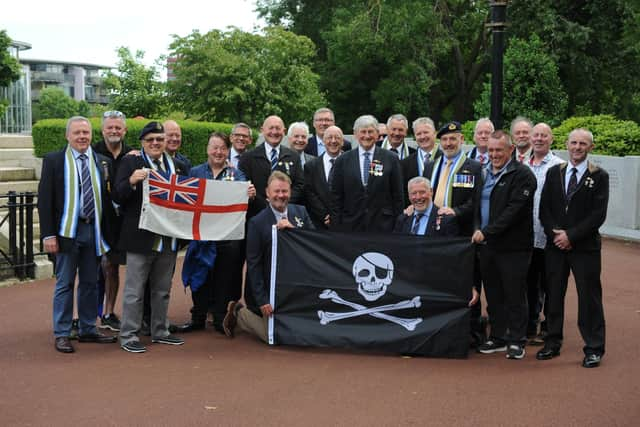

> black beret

[
  {"left": 437, "top": 121, "right": 462, "bottom": 139},
  {"left": 139, "top": 121, "right": 164, "bottom": 140}
]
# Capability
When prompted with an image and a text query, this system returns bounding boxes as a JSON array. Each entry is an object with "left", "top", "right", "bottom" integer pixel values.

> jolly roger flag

[{"left": 268, "top": 229, "right": 474, "bottom": 358}]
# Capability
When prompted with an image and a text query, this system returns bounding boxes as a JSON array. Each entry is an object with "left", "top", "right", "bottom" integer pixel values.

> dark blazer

[
  {"left": 539, "top": 161, "right": 609, "bottom": 252},
  {"left": 238, "top": 143, "right": 304, "bottom": 218},
  {"left": 304, "top": 153, "right": 335, "bottom": 229},
  {"left": 245, "top": 203, "right": 314, "bottom": 313},
  {"left": 331, "top": 146, "right": 404, "bottom": 232},
  {"left": 174, "top": 152, "right": 192, "bottom": 173},
  {"left": 400, "top": 151, "right": 437, "bottom": 206},
  {"left": 474, "top": 160, "right": 537, "bottom": 251},
  {"left": 112, "top": 153, "right": 187, "bottom": 254},
  {"left": 393, "top": 205, "right": 459, "bottom": 237},
  {"left": 305, "top": 135, "right": 352, "bottom": 156},
  {"left": 37, "top": 147, "right": 116, "bottom": 252},
  {"left": 425, "top": 156, "right": 483, "bottom": 236}
]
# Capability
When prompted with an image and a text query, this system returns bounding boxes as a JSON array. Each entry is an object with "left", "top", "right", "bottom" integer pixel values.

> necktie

[
  {"left": 518, "top": 153, "right": 525, "bottom": 163},
  {"left": 478, "top": 154, "right": 485, "bottom": 164},
  {"left": 566, "top": 167, "right": 578, "bottom": 200},
  {"left": 390, "top": 147, "right": 398, "bottom": 155},
  {"left": 434, "top": 159, "right": 452, "bottom": 207},
  {"left": 79, "top": 154, "right": 95, "bottom": 220},
  {"left": 423, "top": 153, "right": 430, "bottom": 175},
  {"left": 328, "top": 158, "right": 336, "bottom": 183},
  {"left": 362, "top": 152, "right": 371, "bottom": 186},
  {"left": 153, "top": 158, "right": 164, "bottom": 173},
  {"left": 270, "top": 148, "right": 278, "bottom": 170},
  {"left": 411, "top": 213, "right": 424, "bottom": 235}
]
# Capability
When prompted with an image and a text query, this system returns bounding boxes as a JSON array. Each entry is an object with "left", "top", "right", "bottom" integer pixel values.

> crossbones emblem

[{"left": 316, "top": 252, "right": 423, "bottom": 331}]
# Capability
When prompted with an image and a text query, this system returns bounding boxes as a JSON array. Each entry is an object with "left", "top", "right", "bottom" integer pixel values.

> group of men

[{"left": 39, "top": 107, "right": 609, "bottom": 368}]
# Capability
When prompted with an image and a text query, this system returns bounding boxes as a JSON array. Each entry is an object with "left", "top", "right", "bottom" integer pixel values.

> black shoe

[
  {"left": 506, "top": 344, "right": 525, "bottom": 360},
  {"left": 121, "top": 340, "right": 146, "bottom": 353},
  {"left": 222, "top": 301, "right": 239, "bottom": 338},
  {"left": 78, "top": 332, "right": 118, "bottom": 344},
  {"left": 582, "top": 354, "right": 602, "bottom": 368},
  {"left": 99, "top": 313, "right": 121, "bottom": 332},
  {"left": 536, "top": 346, "right": 561, "bottom": 360},
  {"left": 478, "top": 339, "right": 507, "bottom": 354},
  {"left": 55, "top": 337, "right": 75, "bottom": 353},
  {"left": 152, "top": 334, "right": 185, "bottom": 345},
  {"left": 173, "top": 321, "right": 205, "bottom": 333}
]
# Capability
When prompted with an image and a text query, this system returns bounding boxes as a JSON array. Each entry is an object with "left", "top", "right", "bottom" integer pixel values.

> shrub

[
  {"left": 552, "top": 115, "right": 640, "bottom": 157},
  {"left": 33, "top": 119, "right": 256, "bottom": 165}
]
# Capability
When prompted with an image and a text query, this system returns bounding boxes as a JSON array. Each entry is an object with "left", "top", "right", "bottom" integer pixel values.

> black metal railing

[{"left": 0, "top": 191, "right": 42, "bottom": 279}]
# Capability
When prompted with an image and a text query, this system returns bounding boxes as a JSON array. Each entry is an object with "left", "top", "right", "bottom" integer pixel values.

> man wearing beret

[{"left": 113, "top": 121, "right": 188, "bottom": 353}]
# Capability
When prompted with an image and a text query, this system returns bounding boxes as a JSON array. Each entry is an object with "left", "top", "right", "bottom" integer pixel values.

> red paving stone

[{"left": 0, "top": 239, "right": 638, "bottom": 426}]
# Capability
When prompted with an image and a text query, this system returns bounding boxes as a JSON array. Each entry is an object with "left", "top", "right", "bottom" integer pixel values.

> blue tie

[
  {"left": 411, "top": 213, "right": 424, "bottom": 235},
  {"left": 270, "top": 148, "right": 278, "bottom": 170},
  {"left": 79, "top": 154, "right": 95, "bottom": 219},
  {"left": 362, "top": 152, "right": 371, "bottom": 186}
]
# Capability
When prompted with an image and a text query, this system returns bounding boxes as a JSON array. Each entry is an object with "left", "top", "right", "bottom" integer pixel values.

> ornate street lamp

[{"left": 487, "top": 1, "right": 507, "bottom": 129}]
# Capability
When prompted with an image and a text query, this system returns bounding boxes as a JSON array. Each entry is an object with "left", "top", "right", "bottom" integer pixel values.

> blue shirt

[
  {"left": 480, "top": 160, "right": 511, "bottom": 229},
  {"left": 412, "top": 203, "right": 433, "bottom": 235}
]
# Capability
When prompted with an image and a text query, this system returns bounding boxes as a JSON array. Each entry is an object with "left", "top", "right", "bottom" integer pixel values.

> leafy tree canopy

[{"left": 0, "top": 29, "right": 23, "bottom": 116}]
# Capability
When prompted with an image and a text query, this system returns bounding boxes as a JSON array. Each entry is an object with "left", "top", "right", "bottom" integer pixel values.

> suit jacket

[
  {"left": 539, "top": 161, "right": 609, "bottom": 252},
  {"left": 425, "top": 156, "right": 483, "bottom": 236},
  {"left": 245, "top": 203, "right": 314, "bottom": 313},
  {"left": 238, "top": 143, "right": 304, "bottom": 218},
  {"left": 174, "top": 152, "right": 192, "bottom": 173},
  {"left": 37, "top": 147, "right": 116, "bottom": 252},
  {"left": 112, "top": 153, "right": 188, "bottom": 254},
  {"left": 393, "top": 205, "right": 459, "bottom": 237},
  {"left": 474, "top": 160, "right": 537, "bottom": 251},
  {"left": 299, "top": 151, "right": 316, "bottom": 170},
  {"left": 305, "top": 135, "right": 352, "bottom": 156},
  {"left": 304, "top": 153, "right": 335, "bottom": 229},
  {"left": 331, "top": 146, "right": 404, "bottom": 232}
]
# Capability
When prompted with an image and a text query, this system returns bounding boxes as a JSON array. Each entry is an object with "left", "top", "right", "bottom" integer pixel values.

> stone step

[
  {"left": 0, "top": 158, "right": 42, "bottom": 178},
  {"left": 0, "top": 134, "right": 33, "bottom": 149},
  {"left": 0, "top": 180, "right": 39, "bottom": 194},
  {"left": 0, "top": 167, "right": 36, "bottom": 181},
  {"left": 0, "top": 148, "right": 36, "bottom": 161}
]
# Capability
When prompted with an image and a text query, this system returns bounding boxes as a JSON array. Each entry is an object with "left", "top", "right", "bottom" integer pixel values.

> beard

[{"left": 105, "top": 136, "right": 123, "bottom": 146}]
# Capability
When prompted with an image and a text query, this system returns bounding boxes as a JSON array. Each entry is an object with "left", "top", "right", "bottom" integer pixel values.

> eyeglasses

[
  {"left": 231, "top": 133, "right": 251, "bottom": 139},
  {"left": 143, "top": 136, "right": 165, "bottom": 143},
  {"left": 103, "top": 110, "right": 124, "bottom": 118}
]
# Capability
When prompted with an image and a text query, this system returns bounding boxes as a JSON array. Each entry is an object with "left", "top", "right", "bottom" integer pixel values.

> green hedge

[{"left": 32, "top": 119, "right": 256, "bottom": 166}]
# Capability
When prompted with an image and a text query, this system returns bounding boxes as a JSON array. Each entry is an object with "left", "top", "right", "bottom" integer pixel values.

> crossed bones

[{"left": 317, "top": 289, "right": 423, "bottom": 331}]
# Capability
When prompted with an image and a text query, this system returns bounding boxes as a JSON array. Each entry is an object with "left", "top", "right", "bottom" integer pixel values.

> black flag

[{"left": 269, "top": 230, "right": 473, "bottom": 358}]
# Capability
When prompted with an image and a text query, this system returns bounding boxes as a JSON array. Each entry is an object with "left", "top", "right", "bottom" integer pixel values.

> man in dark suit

[
  {"left": 467, "top": 118, "right": 493, "bottom": 167},
  {"left": 331, "top": 115, "right": 404, "bottom": 233},
  {"left": 536, "top": 128, "right": 609, "bottom": 368},
  {"left": 378, "top": 114, "right": 416, "bottom": 160},
  {"left": 238, "top": 115, "right": 304, "bottom": 218},
  {"left": 401, "top": 117, "right": 442, "bottom": 205},
  {"left": 287, "top": 121, "right": 316, "bottom": 169},
  {"left": 304, "top": 125, "right": 344, "bottom": 229},
  {"left": 38, "top": 116, "right": 118, "bottom": 353},
  {"left": 305, "top": 108, "right": 351, "bottom": 156},
  {"left": 473, "top": 130, "right": 537, "bottom": 360},
  {"left": 223, "top": 171, "right": 314, "bottom": 342},
  {"left": 113, "top": 121, "right": 188, "bottom": 353}
]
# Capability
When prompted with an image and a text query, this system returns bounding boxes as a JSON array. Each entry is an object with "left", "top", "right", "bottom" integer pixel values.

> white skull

[{"left": 352, "top": 252, "right": 394, "bottom": 301}]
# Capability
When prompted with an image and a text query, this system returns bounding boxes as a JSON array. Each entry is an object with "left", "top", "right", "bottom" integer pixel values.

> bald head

[
  {"left": 531, "top": 123, "right": 553, "bottom": 158},
  {"left": 163, "top": 120, "right": 182, "bottom": 155},
  {"left": 261, "top": 115, "right": 286, "bottom": 148}
]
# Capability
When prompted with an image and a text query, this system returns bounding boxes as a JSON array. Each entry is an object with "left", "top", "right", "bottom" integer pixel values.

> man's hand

[
  {"left": 247, "top": 183, "right": 256, "bottom": 199},
  {"left": 471, "top": 230, "right": 485, "bottom": 244},
  {"left": 323, "top": 214, "right": 331, "bottom": 226},
  {"left": 129, "top": 168, "right": 148, "bottom": 186},
  {"left": 552, "top": 229, "right": 572, "bottom": 251},
  {"left": 276, "top": 218, "right": 294, "bottom": 230},
  {"left": 260, "top": 304, "right": 274, "bottom": 317},
  {"left": 43, "top": 236, "right": 59, "bottom": 254},
  {"left": 127, "top": 149, "right": 141, "bottom": 156},
  {"left": 437, "top": 207, "right": 456, "bottom": 216},
  {"left": 403, "top": 204, "right": 415, "bottom": 216},
  {"left": 468, "top": 288, "right": 479, "bottom": 307}
]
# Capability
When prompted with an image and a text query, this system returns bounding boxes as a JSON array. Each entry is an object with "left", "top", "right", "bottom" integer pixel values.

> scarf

[{"left": 430, "top": 151, "right": 468, "bottom": 208}]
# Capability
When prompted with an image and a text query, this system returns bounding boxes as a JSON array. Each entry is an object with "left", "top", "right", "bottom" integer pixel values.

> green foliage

[
  {"left": 0, "top": 30, "right": 23, "bottom": 116},
  {"left": 168, "top": 27, "right": 325, "bottom": 127},
  {"left": 461, "top": 120, "right": 476, "bottom": 143},
  {"left": 474, "top": 35, "right": 568, "bottom": 126},
  {"left": 33, "top": 87, "right": 80, "bottom": 121},
  {"left": 552, "top": 115, "right": 640, "bottom": 156},
  {"left": 103, "top": 47, "right": 167, "bottom": 118},
  {"left": 32, "top": 119, "right": 242, "bottom": 165}
]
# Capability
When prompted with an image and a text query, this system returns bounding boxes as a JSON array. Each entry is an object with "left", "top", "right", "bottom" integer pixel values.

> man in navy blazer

[
  {"left": 305, "top": 108, "right": 352, "bottom": 155},
  {"left": 223, "top": 171, "right": 314, "bottom": 342},
  {"left": 331, "top": 115, "right": 404, "bottom": 232}
]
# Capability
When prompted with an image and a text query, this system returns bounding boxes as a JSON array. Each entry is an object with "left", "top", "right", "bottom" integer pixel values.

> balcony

[
  {"left": 86, "top": 75, "right": 103, "bottom": 85},
  {"left": 31, "top": 71, "right": 65, "bottom": 83},
  {"left": 85, "top": 94, "right": 110, "bottom": 104}
]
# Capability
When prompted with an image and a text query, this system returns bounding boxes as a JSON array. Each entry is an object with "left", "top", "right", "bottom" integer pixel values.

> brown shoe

[
  {"left": 55, "top": 337, "right": 75, "bottom": 353},
  {"left": 222, "top": 301, "right": 238, "bottom": 338}
]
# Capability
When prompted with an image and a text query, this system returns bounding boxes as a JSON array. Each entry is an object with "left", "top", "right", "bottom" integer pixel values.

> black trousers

[
  {"left": 478, "top": 246, "right": 531, "bottom": 346},
  {"left": 526, "top": 248, "right": 548, "bottom": 333},
  {"left": 190, "top": 240, "right": 244, "bottom": 326},
  {"left": 544, "top": 247, "right": 605, "bottom": 356}
]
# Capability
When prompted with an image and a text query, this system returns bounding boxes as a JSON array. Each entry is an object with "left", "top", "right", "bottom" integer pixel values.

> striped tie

[
  {"left": 270, "top": 148, "right": 278, "bottom": 170},
  {"left": 79, "top": 154, "right": 95, "bottom": 220},
  {"left": 362, "top": 152, "right": 371, "bottom": 186},
  {"left": 411, "top": 213, "right": 424, "bottom": 235}
]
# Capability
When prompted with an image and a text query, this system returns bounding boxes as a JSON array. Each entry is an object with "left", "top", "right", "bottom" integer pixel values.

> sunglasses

[
  {"left": 103, "top": 110, "right": 124, "bottom": 118},
  {"left": 143, "top": 136, "right": 165, "bottom": 143}
]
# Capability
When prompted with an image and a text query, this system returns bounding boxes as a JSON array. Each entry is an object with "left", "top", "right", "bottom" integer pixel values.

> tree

[
  {"left": 474, "top": 35, "right": 568, "bottom": 126},
  {"left": 33, "top": 87, "right": 79, "bottom": 121},
  {"left": 0, "top": 30, "right": 22, "bottom": 116},
  {"left": 103, "top": 47, "right": 167, "bottom": 118},
  {"left": 168, "top": 27, "right": 325, "bottom": 126}
]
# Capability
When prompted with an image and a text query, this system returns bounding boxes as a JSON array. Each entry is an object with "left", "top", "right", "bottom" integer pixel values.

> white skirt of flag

[{"left": 140, "top": 170, "right": 249, "bottom": 241}]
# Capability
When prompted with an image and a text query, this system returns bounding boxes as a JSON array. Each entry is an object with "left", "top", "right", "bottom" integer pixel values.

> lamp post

[{"left": 487, "top": 1, "right": 507, "bottom": 129}]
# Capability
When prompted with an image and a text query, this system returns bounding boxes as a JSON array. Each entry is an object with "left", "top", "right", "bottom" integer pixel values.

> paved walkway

[{"left": 1, "top": 239, "right": 638, "bottom": 426}]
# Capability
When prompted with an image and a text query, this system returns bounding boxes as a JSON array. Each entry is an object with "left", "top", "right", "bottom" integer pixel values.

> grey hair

[
  {"left": 567, "top": 128, "right": 594, "bottom": 145},
  {"left": 407, "top": 176, "right": 432, "bottom": 192},
  {"left": 313, "top": 107, "right": 335, "bottom": 121},
  {"left": 387, "top": 113, "right": 409, "bottom": 129},
  {"left": 101, "top": 111, "right": 126, "bottom": 127},
  {"left": 510, "top": 116, "right": 533, "bottom": 134},
  {"left": 287, "top": 121, "right": 310, "bottom": 137},
  {"left": 66, "top": 116, "right": 91, "bottom": 135},
  {"left": 232, "top": 122, "right": 252, "bottom": 135},
  {"left": 474, "top": 117, "right": 495, "bottom": 133},
  {"left": 412, "top": 117, "right": 435, "bottom": 133},
  {"left": 353, "top": 115, "right": 379, "bottom": 133}
]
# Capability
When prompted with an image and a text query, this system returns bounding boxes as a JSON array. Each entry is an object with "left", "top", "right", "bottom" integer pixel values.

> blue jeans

[{"left": 52, "top": 221, "right": 100, "bottom": 337}]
